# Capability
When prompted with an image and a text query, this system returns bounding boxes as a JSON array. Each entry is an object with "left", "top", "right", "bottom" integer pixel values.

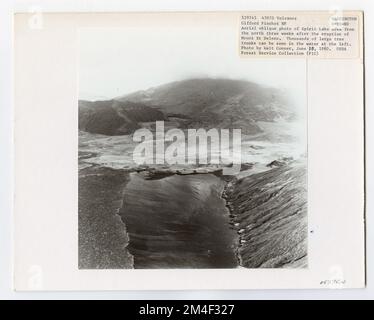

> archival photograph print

[{"left": 78, "top": 25, "right": 307, "bottom": 269}]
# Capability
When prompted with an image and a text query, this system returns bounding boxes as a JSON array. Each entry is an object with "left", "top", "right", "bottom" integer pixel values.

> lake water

[{"left": 119, "top": 172, "right": 238, "bottom": 268}]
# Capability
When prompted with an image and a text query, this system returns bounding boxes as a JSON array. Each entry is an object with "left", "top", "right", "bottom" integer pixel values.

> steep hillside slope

[{"left": 224, "top": 160, "right": 307, "bottom": 268}]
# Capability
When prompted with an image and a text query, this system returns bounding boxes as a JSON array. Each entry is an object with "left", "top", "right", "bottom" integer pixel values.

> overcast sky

[{"left": 79, "top": 25, "right": 306, "bottom": 113}]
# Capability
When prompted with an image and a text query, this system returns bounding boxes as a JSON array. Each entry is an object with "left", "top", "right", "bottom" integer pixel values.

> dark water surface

[{"left": 119, "top": 173, "right": 238, "bottom": 268}]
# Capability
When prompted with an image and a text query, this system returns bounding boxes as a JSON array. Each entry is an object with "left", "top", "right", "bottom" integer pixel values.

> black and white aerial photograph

[{"left": 78, "top": 26, "right": 307, "bottom": 270}]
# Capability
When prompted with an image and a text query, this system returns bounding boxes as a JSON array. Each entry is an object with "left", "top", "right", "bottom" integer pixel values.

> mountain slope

[
  {"left": 224, "top": 160, "right": 307, "bottom": 268},
  {"left": 80, "top": 78, "right": 295, "bottom": 136},
  {"left": 120, "top": 78, "right": 294, "bottom": 135},
  {"left": 118, "top": 78, "right": 293, "bottom": 120}
]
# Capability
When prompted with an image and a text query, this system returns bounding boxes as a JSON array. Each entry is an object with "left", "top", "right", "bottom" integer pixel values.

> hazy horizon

[{"left": 79, "top": 27, "right": 307, "bottom": 116}]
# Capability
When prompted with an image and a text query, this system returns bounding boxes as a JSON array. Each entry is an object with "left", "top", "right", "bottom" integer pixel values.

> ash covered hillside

[
  {"left": 79, "top": 99, "right": 165, "bottom": 135},
  {"left": 79, "top": 78, "right": 295, "bottom": 136},
  {"left": 224, "top": 160, "right": 307, "bottom": 268}
]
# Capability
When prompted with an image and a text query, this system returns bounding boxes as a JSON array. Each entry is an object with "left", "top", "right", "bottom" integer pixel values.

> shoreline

[{"left": 221, "top": 178, "right": 243, "bottom": 268}]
